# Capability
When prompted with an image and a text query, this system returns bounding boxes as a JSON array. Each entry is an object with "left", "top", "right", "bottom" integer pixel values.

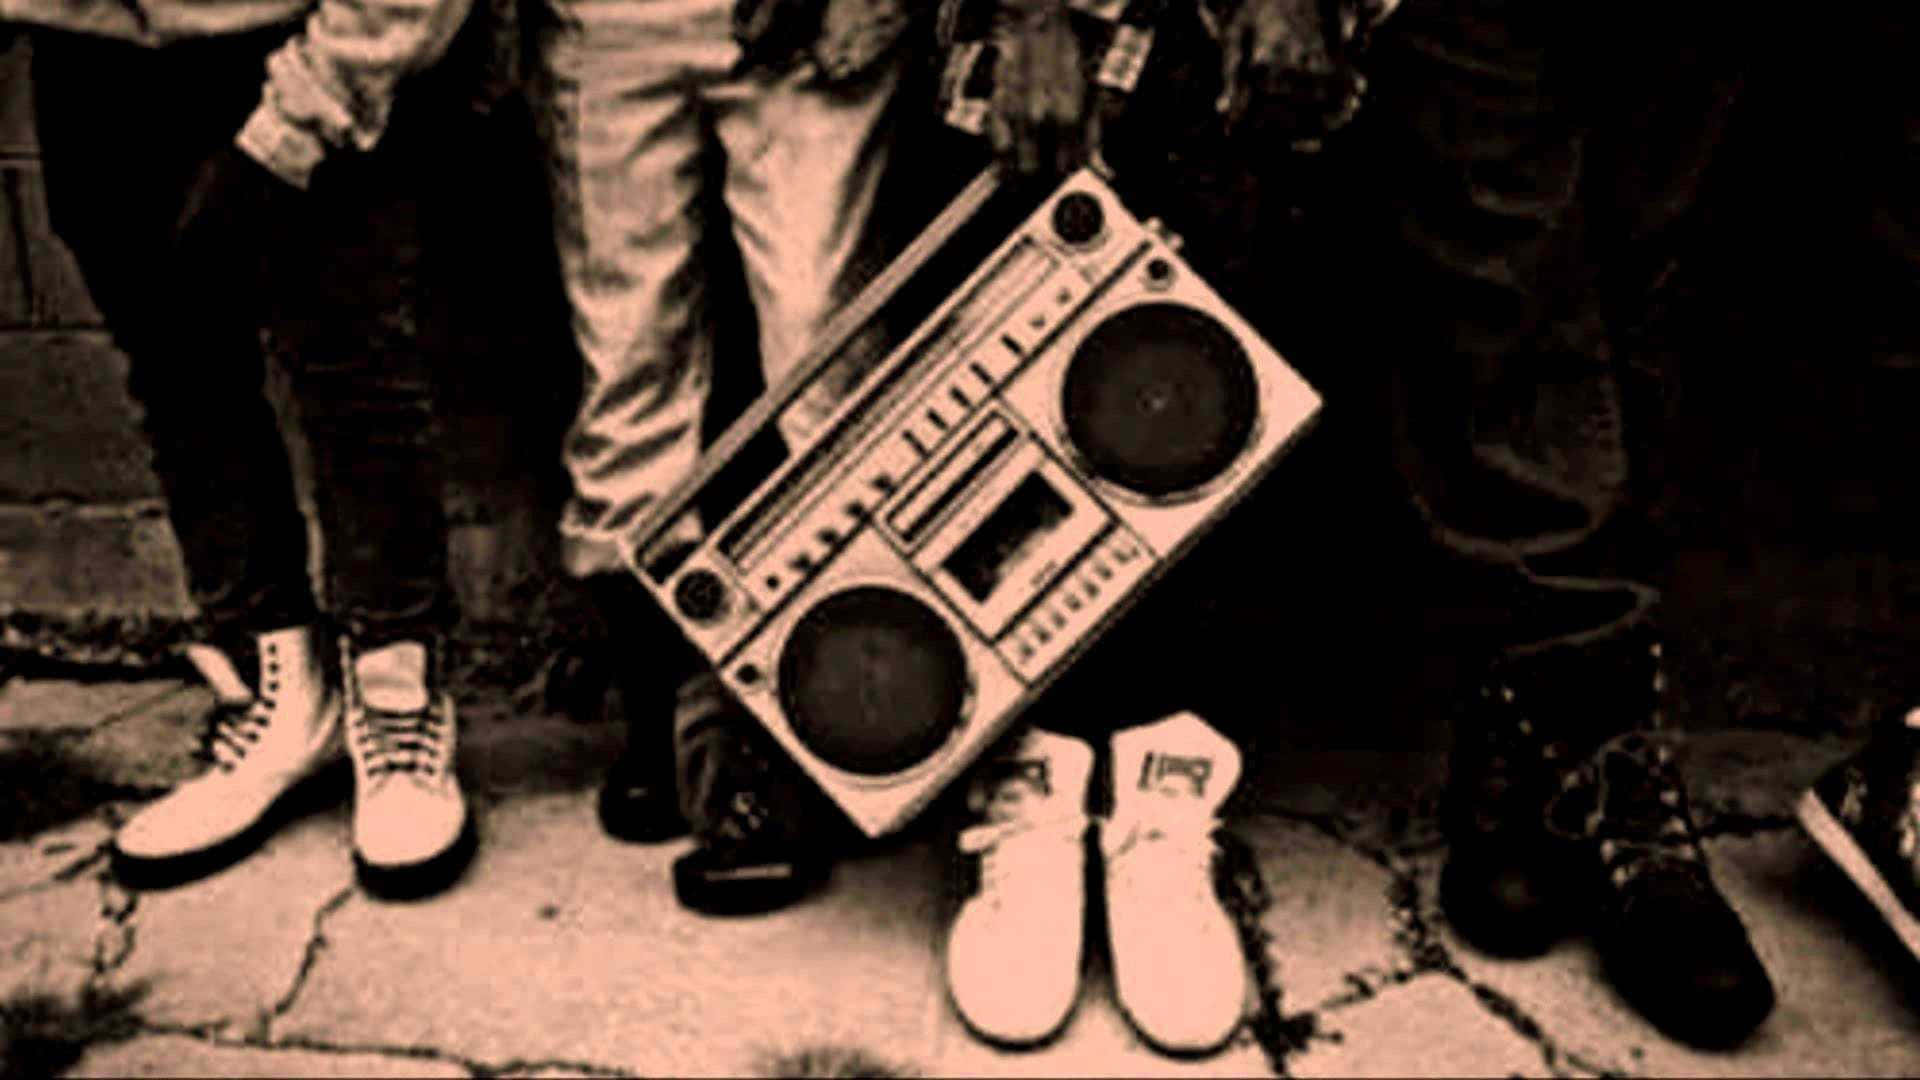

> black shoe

[
  {"left": 1439, "top": 602, "right": 1670, "bottom": 958},
  {"left": 671, "top": 680, "right": 832, "bottom": 916},
  {"left": 596, "top": 665, "right": 688, "bottom": 844},
  {"left": 672, "top": 787, "right": 830, "bottom": 916},
  {"left": 1575, "top": 732, "right": 1775, "bottom": 1049},
  {"left": 583, "top": 574, "right": 690, "bottom": 844},
  {"left": 598, "top": 755, "right": 688, "bottom": 843},
  {"left": 1797, "top": 711, "right": 1920, "bottom": 963},
  {"left": 1440, "top": 667, "right": 1617, "bottom": 957}
]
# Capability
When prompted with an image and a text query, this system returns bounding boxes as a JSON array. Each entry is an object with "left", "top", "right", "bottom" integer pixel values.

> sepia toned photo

[{"left": 0, "top": 0, "right": 1912, "bottom": 1075}]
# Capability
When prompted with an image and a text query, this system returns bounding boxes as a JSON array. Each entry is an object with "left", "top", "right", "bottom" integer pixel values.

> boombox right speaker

[{"left": 633, "top": 168, "right": 1322, "bottom": 837}]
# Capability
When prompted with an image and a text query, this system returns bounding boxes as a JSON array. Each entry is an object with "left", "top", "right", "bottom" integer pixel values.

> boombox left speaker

[{"left": 625, "top": 167, "right": 1321, "bottom": 837}]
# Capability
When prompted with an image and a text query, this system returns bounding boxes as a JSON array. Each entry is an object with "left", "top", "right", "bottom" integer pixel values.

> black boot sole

[
  {"left": 597, "top": 780, "right": 690, "bottom": 844},
  {"left": 672, "top": 849, "right": 828, "bottom": 916},
  {"left": 354, "top": 813, "right": 480, "bottom": 901}
]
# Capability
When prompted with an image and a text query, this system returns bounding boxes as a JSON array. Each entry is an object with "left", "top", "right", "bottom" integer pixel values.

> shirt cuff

[{"left": 236, "top": 102, "right": 327, "bottom": 190}]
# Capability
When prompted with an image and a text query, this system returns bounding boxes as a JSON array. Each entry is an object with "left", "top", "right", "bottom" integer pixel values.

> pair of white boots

[
  {"left": 946, "top": 712, "right": 1247, "bottom": 1055},
  {"left": 111, "top": 626, "right": 472, "bottom": 898}
]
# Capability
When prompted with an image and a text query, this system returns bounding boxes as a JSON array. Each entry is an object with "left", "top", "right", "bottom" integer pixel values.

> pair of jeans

[
  {"left": 526, "top": 0, "right": 912, "bottom": 578},
  {"left": 31, "top": 29, "right": 452, "bottom": 652},
  {"left": 1353, "top": 0, "right": 1674, "bottom": 673}
]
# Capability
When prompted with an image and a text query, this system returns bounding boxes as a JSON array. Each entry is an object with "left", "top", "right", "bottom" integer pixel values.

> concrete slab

[
  {"left": 0, "top": 851, "right": 114, "bottom": 1008},
  {"left": 104, "top": 809, "right": 357, "bottom": 1032},
  {"left": 0, "top": 679, "right": 185, "bottom": 735},
  {"left": 0, "top": 332, "right": 147, "bottom": 503},
  {"left": 275, "top": 792, "right": 951, "bottom": 1077},
  {"left": 1, "top": 169, "right": 103, "bottom": 327},
  {"left": 1433, "top": 831, "right": 1920, "bottom": 1077},
  {"left": 1236, "top": 813, "right": 1405, "bottom": 1012},
  {"left": 68, "top": 1034, "right": 468, "bottom": 1078},
  {"left": 1288, "top": 974, "right": 1551, "bottom": 1079},
  {"left": 0, "top": 506, "right": 188, "bottom": 620},
  {"left": 0, "top": 813, "right": 109, "bottom": 897},
  {"left": 1677, "top": 728, "right": 1861, "bottom": 828},
  {"left": 63, "top": 684, "right": 210, "bottom": 792},
  {"left": 0, "top": 38, "right": 34, "bottom": 159},
  {"left": 1, "top": 167, "right": 31, "bottom": 324}
]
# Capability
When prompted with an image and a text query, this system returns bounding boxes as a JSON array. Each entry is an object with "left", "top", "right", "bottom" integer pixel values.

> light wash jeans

[{"left": 528, "top": 0, "right": 908, "bottom": 577}]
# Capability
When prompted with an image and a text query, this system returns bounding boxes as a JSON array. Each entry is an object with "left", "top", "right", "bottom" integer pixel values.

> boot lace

[
  {"left": 197, "top": 641, "right": 284, "bottom": 772},
  {"left": 1101, "top": 812, "right": 1219, "bottom": 909},
  {"left": 200, "top": 699, "right": 273, "bottom": 772},
  {"left": 1555, "top": 731, "right": 1706, "bottom": 890},
  {"left": 957, "top": 763, "right": 1084, "bottom": 897},
  {"left": 1455, "top": 679, "right": 1576, "bottom": 830},
  {"left": 350, "top": 699, "right": 453, "bottom": 781}
]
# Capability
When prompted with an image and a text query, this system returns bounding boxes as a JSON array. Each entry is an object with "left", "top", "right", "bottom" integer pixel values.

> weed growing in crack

[
  {"left": 1216, "top": 827, "right": 1317, "bottom": 1073},
  {"left": 761, "top": 1044, "right": 917, "bottom": 1077},
  {"left": 0, "top": 981, "right": 145, "bottom": 1080},
  {"left": 0, "top": 731, "right": 163, "bottom": 843}
]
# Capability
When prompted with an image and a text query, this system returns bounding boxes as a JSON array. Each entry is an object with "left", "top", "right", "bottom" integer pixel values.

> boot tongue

[
  {"left": 1110, "top": 711, "right": 1242, "bottom": 822},
  {"left": 184, "top": 644, "right": 255, "bottom": 707},
  {"left": 976, "top": 728, "right": 1093, "bottom": 824},
  {"left": 355, "top": 642, "right": 431, "bottom": 714}
]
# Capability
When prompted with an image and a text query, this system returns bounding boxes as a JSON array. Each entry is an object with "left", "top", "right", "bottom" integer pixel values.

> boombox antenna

[{"left": 623, "top": 164, "right": 1007, "bottom": 567}]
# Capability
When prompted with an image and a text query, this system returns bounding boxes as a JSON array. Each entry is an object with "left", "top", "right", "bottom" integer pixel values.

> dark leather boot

[
  {"left": 1573, "top": 731, "right": 1775, "bottom": 1048},
  {"left": 585, "top": 573, "right": 689, "bottom": 844},
  {"left": 671, "top": 672, "right": 835, "bottom": 915}
]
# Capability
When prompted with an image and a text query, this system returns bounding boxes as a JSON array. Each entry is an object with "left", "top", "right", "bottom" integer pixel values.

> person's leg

[
  {"left": 711, "top": 45, "right": 910, "bottom": 442},
  {"left": 643, "top": 43, "right": 916, "bottom": 909},
  {"left": 526, "top": 0, "right": 731, "bottom": 844},
  {"left": 29, "top": 30, "right": 318, "bottom": 651},
  {"left": 1355, "top": 0, "right": 1772, "bottom": 1047},
  {"left": 31, "top": 30, "right": 344, "bottom": 887},
  {"left": 262, "top": 95, "right": 475, "bottom": 898}
]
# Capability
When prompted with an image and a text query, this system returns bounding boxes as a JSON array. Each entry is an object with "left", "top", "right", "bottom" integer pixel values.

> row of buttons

[
  {"left": 1000, "top": 271, "right": 1088, "bottom": 358},
  {"left": 1000, "top": 527, "right": 1149, "bottom": 678},
  {"left": 736, "top": 240, "right": 1100, "bottom": 608},
  {"left": 743, "top": 350, "right": 1001, "bottom": 606}
]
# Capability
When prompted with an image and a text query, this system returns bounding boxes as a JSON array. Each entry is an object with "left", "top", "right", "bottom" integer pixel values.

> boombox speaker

[{"left": 622, "top": 166, "right": 1322, "bottom": 837}]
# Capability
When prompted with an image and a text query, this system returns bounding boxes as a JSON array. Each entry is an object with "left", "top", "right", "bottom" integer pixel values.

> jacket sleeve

[{"left": 235, "top": 0, "right": 476, "bottom": 188}]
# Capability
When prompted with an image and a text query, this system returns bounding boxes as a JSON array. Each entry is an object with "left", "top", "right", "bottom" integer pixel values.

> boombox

[{"left": 624, "top": 167, "right": 1321, "bottom": 837}]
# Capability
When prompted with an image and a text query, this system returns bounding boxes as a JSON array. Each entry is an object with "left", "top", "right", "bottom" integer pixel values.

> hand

[
  {"left": 171, "top": 145, "right": 303, "bottom": 313},
  {"left": 986, "top": 1, "right": 1090, "bottom": 175},
  {"left": 1214, "top": 0, "right": 1364, "bottom": 142}
]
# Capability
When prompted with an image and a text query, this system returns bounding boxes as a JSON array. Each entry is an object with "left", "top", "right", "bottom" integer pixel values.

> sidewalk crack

[
  {"left": 469, "top": 1056, "right": 643, "bottom": 1078},
  {"left": 1259, "top": 808, "right": 1625, "bottom": 1078},
  {"left": 129, "top": 1020, "right": 644, "bottom": 1079},
  {"left": 266, "top": 882, "right": 357, "bottom": 1026}
]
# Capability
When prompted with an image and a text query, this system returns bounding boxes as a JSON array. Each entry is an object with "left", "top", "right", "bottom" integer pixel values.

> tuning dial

[
  {"left": 674, "top": 568, "right": 729, "bottom": 623},
  {"left": 1052, "top": 192, "right": 1105, "bottom": 248}
]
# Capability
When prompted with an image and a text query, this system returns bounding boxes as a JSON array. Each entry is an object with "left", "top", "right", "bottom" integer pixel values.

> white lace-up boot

[
  {"left": 111, "top": 627, "right": 341, "bottom": 886},
  {"left": 343, "top": 639, "right": 473, "bottom": 899},
  {"left": 1103, "top": 711, "right": 1248, "bottom": 1054},
  {"left": 945, "top": 728, "right": 1094, "bottom": 1046}
]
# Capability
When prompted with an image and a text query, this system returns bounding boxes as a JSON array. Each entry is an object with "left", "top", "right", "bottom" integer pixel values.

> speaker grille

[
  {"left": 777, "top": 586, "right": 969, "bottom": 776},
  {"left": 1062, "top": 303, "right": 1257, "bottom": 498}
]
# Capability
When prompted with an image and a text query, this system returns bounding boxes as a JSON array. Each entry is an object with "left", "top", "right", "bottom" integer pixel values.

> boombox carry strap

[{"left": 624, "top": 165, "right": 1007, "bottom": 568}]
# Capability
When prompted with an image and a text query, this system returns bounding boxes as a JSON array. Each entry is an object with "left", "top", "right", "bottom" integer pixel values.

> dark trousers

[{"left": 31, "top": 29, "right": 452, "bottom": 651}]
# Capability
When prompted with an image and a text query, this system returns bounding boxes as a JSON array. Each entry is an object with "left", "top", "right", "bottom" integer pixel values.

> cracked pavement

[{"left": 4, "top": 681, "right": 1920, "bottom": 1078}]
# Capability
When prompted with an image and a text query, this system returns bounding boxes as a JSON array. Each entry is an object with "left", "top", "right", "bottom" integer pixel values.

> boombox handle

[
  {"left": 623, "top": 163, "right": 1011, "bottom": 566},
  {"left": 627, "top": 13, "right": 1156, "bottom": 566}
]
